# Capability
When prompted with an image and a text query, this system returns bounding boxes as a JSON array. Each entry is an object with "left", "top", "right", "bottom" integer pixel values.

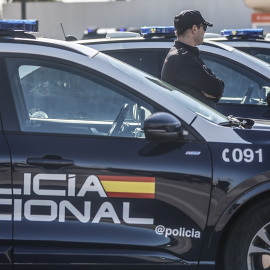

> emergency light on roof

[
  {"left": 221, "top": 28, "right": 263, "bottom": 38},
  {"left": 141, "top": 26, "right": 175, "bottom": 37},
  {"left": 0, "top": 20, "right": 38, "bottom": 32}
]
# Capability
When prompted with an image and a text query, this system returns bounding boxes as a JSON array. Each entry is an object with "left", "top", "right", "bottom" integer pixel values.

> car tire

[{"left": 223, "top": 197, "right": 270, "bottom": 270}]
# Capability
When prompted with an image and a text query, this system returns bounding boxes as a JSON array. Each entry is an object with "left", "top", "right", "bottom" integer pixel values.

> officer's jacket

[{"left": 161, "top": 41, "right": 224, "bottom": 108}]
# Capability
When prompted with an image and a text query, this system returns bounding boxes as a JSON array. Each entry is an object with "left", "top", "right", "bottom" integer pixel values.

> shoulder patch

[{"left": 177, "top": 47, "right": 188, "bottom": 55}]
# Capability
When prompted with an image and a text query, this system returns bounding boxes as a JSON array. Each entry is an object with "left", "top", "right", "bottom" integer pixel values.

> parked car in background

[
  {"left": 82, "top": 27, "right": 140, "bottom": 39},
  {"left": 75, "top": 27, "right": 270, "bottom": 120},
  {"left": 205, "top": 28, "right": 270, "bottom": 64}
]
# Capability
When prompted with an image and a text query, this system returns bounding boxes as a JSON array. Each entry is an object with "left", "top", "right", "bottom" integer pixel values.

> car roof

[
  {"left": 75, "top": 35, "right": 174, "bottom": 46},
  {"left": 74, "top": 35, "right": 235, "bottom": 52},
  {"left": 204, "top": 36, "right": 270, "bottom": 47},
  {"left": 0, "top": 19, "right": 98, "bottom": 58},
  {"left": 74, "top": 27, "right": 269, "bottom": 50},
  {"left": 0, "top": 36, "right": 99, "bottom": 58}
]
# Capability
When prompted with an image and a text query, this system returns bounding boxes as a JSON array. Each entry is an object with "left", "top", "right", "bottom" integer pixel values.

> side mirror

[{"left": 143, "top": 112, "right": 188, "bottom": 141}]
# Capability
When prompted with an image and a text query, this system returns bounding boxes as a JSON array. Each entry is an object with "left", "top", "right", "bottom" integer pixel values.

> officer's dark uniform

[{"left": 161, "top": 40, "right": 224, "bottom": 108}]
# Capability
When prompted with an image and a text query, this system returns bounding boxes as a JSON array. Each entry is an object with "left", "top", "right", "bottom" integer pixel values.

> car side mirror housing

[{"left": 143, "top": 112, "right": 188, "bottom": 141}]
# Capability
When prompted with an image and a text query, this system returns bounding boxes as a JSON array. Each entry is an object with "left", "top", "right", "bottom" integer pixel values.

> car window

[
  {"left": 236, "top": 47, "right": 270, "bottom": 64},
  {"left": 6, "top": 58, "right": 154, "bottom": 138},
  {"left": 201, "top": 53, "right": 270, "bottom": 106},
  {"left": 105, "top": 50, "right": 163, "bottom": 78}
]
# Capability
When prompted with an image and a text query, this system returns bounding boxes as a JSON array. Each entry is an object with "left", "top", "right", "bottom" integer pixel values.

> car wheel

[{"left": 223, "top": 198, "right": 270, "bottom": 270}]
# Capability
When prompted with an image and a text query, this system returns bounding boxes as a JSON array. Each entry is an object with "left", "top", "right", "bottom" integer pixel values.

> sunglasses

[{"left": 198, "top": 24, "right": 207, "bottom": 31}]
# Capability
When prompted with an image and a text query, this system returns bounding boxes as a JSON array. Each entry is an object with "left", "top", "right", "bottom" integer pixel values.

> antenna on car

[
  {"left": 60, "top": 23, "right": 77, "bottom": 41},
  {"left": 60, "top": 23, "right": 67, "bottom": 40}
]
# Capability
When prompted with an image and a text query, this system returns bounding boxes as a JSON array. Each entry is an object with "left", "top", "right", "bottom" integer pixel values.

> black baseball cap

[{"left": 174, "top": 10, "right": 213, "bottom": 33}]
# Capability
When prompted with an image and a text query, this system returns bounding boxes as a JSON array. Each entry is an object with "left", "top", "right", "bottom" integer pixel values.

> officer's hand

[{"left": 202, "top": 91, "right": 216, "bottom": 99}]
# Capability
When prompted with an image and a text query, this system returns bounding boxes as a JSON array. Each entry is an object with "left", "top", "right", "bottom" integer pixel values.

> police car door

[
  {"left": 0, "top": 64, "right": 12, "bottom": 270},
  {"left": 3, "top": 57, "right": 212, "bottom": 270}
]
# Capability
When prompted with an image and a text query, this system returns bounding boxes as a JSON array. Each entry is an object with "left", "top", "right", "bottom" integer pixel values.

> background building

[
  {"left": 2, "top": 0, "right": 255, "bottom": 40},
  {"left": 244, "top": 0, "right": 270, "bottom": 30}
]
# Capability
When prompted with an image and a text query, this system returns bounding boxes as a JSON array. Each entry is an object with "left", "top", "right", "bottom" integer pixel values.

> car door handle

[{"left": 27, "top": 156, "right": 74, "bottom": 169}]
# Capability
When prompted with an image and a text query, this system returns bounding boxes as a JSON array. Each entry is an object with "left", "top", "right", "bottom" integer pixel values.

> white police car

[
  {"left": 75, "top": 26, "right": 270, "bottom": 120},
  {"left": 2, "top": 20, "right": 270, "bottom": 270},
  {"left": 82, "top": 27, "right": 140, "bottom": 40},
  {"left": 205, "top": 28, "right": 270, "bottom": 64}
]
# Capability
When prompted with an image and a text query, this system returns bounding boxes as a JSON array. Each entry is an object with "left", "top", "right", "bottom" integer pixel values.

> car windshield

[
  {"left": 101, "top": 53, "right": 228, "bottom": 125},
  {"left": 232, "top": 46, "right": 270, "bottom": 67}
]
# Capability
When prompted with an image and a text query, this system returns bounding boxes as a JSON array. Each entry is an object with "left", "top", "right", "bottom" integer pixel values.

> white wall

[{"left": 2, "top": 0, "right": 253, "bottom": 40}]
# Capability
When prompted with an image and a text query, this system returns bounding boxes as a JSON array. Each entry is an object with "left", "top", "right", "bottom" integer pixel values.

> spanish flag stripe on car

[
  {"left": 106, "top": 192, "right": 155, "bottom": 199},
  {"left": 98, "top": 175, "right": 155, "bottom": 199}
]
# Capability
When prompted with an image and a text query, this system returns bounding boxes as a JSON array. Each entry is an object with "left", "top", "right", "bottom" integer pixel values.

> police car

[
  {"left": 75, "top": 26, "right": 270, "bottom": 120},
  {"left": 1, "top": 20, "right": 270, "bottom": 270},
  {"left": 205, "top": 28, "right": 270, "bottom": 64},
  {"left": 82, "top": 27, "right": 140, "bottom": 40}
]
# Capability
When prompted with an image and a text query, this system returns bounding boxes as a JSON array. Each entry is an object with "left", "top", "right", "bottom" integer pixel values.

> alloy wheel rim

[{"left": 247, "top": 222, "right": 270, "bottom": 270}]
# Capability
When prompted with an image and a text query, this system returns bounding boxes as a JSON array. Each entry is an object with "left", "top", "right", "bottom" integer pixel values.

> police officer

[{"left": 161, "top": 10, "right": 224, "bottom": 108}]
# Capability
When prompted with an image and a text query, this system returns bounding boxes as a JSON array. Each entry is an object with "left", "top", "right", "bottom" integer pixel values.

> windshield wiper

[{"left": 219, "top": 115, "right": 254, "bottom": 129}]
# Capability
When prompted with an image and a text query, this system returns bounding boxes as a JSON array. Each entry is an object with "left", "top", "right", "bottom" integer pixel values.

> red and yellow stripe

[{"left": 98, "top": 175, "right": 155, "bottom": 199}]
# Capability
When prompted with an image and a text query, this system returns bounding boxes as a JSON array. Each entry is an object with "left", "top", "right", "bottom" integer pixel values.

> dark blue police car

[{"left": 0, "top": 20, "right": 270, "bottom": 270}]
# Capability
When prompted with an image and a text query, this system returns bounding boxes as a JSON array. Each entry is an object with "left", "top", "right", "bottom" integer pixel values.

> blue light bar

[
  {"left": 141, "top": 26, "right": 175, "bottom": 37},
  {"left": 0, "top": 20, "right": 38, "bottom": 32},
  {"left": 118, "top": 27, "right": 126, "bottom": 32},
  {"left": 221, "top": 28, "right": 263, "bottom": 38}
]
